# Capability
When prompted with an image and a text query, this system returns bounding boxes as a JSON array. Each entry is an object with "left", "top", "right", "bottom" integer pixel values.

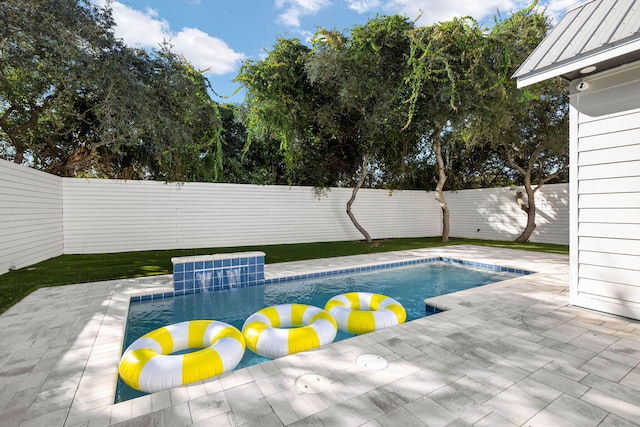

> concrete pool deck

[{"left": 0, "top": 245, "right": 639, "bottom": 426}]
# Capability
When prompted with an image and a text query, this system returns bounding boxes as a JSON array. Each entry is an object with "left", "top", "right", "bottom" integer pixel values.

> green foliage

[
  {"left": 307, "top": 15, "right": 418, "bottom": 186},
  {"left": 238, "top": 16, "right": 421, "bottom": 241},
  {"left": 2, "top": 1, "right": 569, "bottom": 191},
  {"left": 1, "top": 0, "right": 226, "bottom": 181},
  {"left": 236, "top": 16, "right": 420, "bottom": 190},
  {"left": 0, "top": 0, "right": 116, "bottom": 167},
  {"left": 404, "top": 17, "right": 486, "bottom": 129},
  {"left": 466, "top": 5, "right": 569, "bottom": 188},
  {"left": 235, "top": 38, "right": 317, "bottom": 184}
]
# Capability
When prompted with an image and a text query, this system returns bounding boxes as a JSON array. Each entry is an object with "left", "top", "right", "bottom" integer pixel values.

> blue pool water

[{"left": 116, "top": 260, "right": 522, "bottom": 402}]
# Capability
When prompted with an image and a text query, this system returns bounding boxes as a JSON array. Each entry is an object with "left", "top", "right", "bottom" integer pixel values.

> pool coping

[{"left": 3, "top": 245, "right": 640, "bottom": 426}]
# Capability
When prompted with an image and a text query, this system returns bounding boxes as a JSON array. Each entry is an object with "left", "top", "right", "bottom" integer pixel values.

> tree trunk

[
  {"left": 515, "top": 175, "right": 537, "bottom": 242},
  {"left": 13, "top": 147, "right": 25, "bottom": 165},
  {"left": 346, "top": 153, "right": 372, "bottom": 244},
  {"left": 504, "top": 148, "right": 540, "bottom": 243},
  {"left": 6, "top": 133, "right": 25, "bottom": 165},
  {"left": 433, "top": 125, "right": 449, "bottom": 242}
]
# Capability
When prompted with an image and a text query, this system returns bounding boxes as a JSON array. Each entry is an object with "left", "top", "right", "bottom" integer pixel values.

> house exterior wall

[
  {"left": 0, "top": 159, "right": 63, "bottom": 273},
  {"left": 570, "top": 61, "right": 640, "bottom": 320}
]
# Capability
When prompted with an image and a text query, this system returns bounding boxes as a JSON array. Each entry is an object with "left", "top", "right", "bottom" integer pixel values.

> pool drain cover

[
  {"left": 295, "top": 374, "right": 331, "bottom": 394},
  {"left": 356, "top": 354, "right": 388, "bottom": 370}
]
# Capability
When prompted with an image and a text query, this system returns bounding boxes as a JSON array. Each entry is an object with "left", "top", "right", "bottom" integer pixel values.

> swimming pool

[{"left": 116, "top": 259, "right": 523, "bottom": 402}]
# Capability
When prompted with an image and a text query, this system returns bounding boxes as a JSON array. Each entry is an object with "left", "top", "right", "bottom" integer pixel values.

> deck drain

[
  {"left": 356, "top": 353, "right": 388, "bottom": 370},
  {"left": 295, "top": 374, "right": 331, "bottom": 394}
]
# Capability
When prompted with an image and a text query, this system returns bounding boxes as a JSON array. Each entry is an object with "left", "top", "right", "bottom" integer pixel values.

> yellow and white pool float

[
  {"left": 118, "top": 320, "right": 245, "bottom": 393},
  {"left": 324, "top": 292, "right": 406, "bottom": 334},
  {"left": 242, "top": 304, "right": 337, "bottom": 359}
]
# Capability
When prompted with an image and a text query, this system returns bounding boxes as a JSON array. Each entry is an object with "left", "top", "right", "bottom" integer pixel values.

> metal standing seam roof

[{"left": 514, "top": 0, "right": 640, "bottom": 87}]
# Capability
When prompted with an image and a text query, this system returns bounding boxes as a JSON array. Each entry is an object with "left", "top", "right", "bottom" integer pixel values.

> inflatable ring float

[
  {"left": 324, "top": 292, "right": 406, "bottom": 335},
  {"left": 242, "top": 304, "right": 337, "bottom": 359},
  {"left": 118, "top": 320, "right": 245, "bottom": 393}
]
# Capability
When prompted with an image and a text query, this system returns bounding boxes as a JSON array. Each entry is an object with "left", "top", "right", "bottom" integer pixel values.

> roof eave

[{"left": 516, "top": 36, "right": 640, "bottom": 88}]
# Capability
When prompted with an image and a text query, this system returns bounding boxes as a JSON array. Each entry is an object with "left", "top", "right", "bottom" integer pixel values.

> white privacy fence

[
  {"left": 1, "top": 158, "right": 569, "bottom": 274},
  {"left": 1, "top": 160, "right": 63, "bottom": 274}
]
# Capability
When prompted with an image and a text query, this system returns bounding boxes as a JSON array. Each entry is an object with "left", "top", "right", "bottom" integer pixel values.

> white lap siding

[
  {"left": 571, "top": 62, "right": 640, "bottom": 319},
  {"left": 0, "top": 159, "right": 63, "bottom": 273},
  {"left": 61, "top": 181, "right": 443, "bottom": 254},
  {"left": 0, "top": 163, "right": 570, "bottom": 273}
]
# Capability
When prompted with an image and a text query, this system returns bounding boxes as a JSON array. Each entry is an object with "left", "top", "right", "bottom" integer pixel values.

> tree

[
  {"left": 0, "top": 0, "right": 116, "bottom": 167},
  {"left": 235, "top": 38, "right": 323, "bottom": 186},
  {"left": 305, "top": 16, "right": 416, "bottom": 243},
  {"left": 215, "top": 104, "right": 288, "bottom": 185},
  {"left": 468, "top": 5, "right": 569, "bottom": 242},
  {"left": 237, "top": 19, "right": 417, "bottom": 244},
  {"left": 404, "top": 18, "right": 486, "bottom": 241},
  {"left": 1, "top": 0, "right": 225, "bottom": 180}
]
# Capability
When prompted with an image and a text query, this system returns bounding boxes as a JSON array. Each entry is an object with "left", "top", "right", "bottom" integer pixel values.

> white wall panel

[
  {"left": 579, "top": 236, "right": 640, "bottom": 256},
  {"left": 62, "top": 181, "right": 568, "bottom": 254},
  {"left": 579, "top": 127, "right": 640, "bottom": 151},
  {"left": 571, "top": 62, "right": 640, "bottom": 320},
  {"left": 579, "top": 176, "right": 640, "bottom": 194},
  {"left": 0, "top": 159, "right": 63, "bottom": 274},
  {"left": 578, "top": 160, "right": 640, "bottom": 180},
  {"left": 578, "top": 144, "right": 640, "bottom": 165},
  {"left": 62, "top": 180, "right": 444, "bottom": 254},
  {"left": 579, "top": 208, "right": 640, "bottom": 223},
  {"left": 445, "top": 184, "right": 569, "bottom": 245},
  {"left": 1, "top": 160, "right": 570, "bottom": 271},
  {"left": 578, "top": 278, "right": 640, "bottom": 303},
  {"left": 579, "top": 250, "right": 640, "bottom": 270},
  {"left": 580, "top": 192, "right": 640, "bottom": 208}
]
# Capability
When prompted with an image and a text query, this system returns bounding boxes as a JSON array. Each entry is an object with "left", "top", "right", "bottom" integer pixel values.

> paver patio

[{"left": 1, "top": 246, "right": 639, "bottom": 426}]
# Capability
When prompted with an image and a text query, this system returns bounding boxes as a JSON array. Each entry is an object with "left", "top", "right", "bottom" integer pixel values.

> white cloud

[
  {"left": 382, "top": 0, "right": 516, "bottom": 26},
  {"left": 343, "top": 0, "right": 570, "bottom": 26},
  {"left": 109, "top": 1, "right": 245, "bottom": 75},
  {"left": 345, "top": 0, "right": 382, "bottom": 13},
  {"left": 275, "top": 0, "right": 332, "bottom": 27},
  {"left": 541, "top": 0, "right": 578, "bottom": 21}
]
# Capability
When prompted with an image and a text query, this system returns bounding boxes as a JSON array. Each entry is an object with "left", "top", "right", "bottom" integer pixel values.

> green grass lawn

[{"left": 0, "top": 237, "right": 568, "bottom": 314}]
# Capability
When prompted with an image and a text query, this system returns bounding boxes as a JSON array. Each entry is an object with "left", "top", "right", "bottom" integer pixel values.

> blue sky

[{"left": 106, "top": 0, "right": 576, "bottom": 103}]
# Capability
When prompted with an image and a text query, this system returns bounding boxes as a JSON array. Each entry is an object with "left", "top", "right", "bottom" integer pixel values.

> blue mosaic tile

[
  {"left": 425, "top": 304, "right": 445, "bottom": 315},
  {"left": 153, "top": 254, "right": 535, "bottom": 308}
]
